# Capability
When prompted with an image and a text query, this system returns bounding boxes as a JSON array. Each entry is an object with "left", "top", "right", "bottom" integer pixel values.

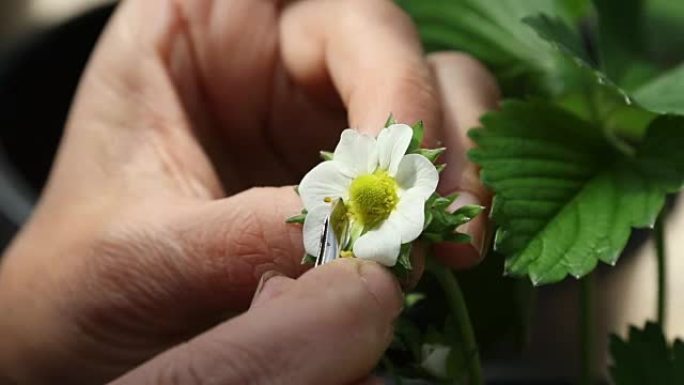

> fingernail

[
  {"left": 448, "top": 191, "right": 486, "bottom": 257},
  {"left": 251, "top": 270, "right": 284, "bottom": 306},
  {"left": 358, "top": 262, "right": 403, "bottom": 319}
]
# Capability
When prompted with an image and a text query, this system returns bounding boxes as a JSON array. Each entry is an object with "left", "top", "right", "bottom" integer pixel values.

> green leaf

[
  {"left": 319, "top": 151, "right": 334, "bottom": 161},
  {"left": 522, "top": 13, "right": 590, "bottom": 64},
  {"left": 592, "top": 0, "right": 648, "bottom": 87},
  {"left": 523, "top": 13, "right": 658, "bottom": 141},
  {"left": 413, "top": 147, "right": 446, "bottom": 163},
  {"left": 634, "top": 115, "right": 684, "bottom": 190},
  {"left": 560, "top": 0, "right": 592, "bottom": 21},
  {"left": 633, "top": 64, "right": 684, "bottom": 115},
  {"left": 610, "top": 322, "right": 684, "bottom": 385},
  {"left": 468, "top": 101, "right": 684, "bottom": 284},
  {"left": 643, "top": 0, "right": 684, "bottom": 65},
  {"left": 398, "top": 0, "right": 579, "bottom": 96},
  {"left": 523, "top": 10, "right": 678, "bottom": 139}
]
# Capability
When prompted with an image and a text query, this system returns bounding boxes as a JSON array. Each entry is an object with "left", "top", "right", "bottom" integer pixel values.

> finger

[
  {"left": 428, "top": 52, "right": 500, "bottom": 268},
  {"left": 49, "top": 0, "right": 227, "bottom": 199},
  {"left": 280, "top": 0, "right": 441, "bottom": 138},
  {"left": 151, "top": 186, "right": 308, "bottom": 312},
  {"left": 109, "top": 259, "right": 402, "bottom": 385},
  {"left": 250, "top": 271, "right": 296, "bottom": 308}
]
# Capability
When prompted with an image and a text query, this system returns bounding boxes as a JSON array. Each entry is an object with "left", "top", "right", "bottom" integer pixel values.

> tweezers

[
  {"left": 315, "top": 198, "right": 347, "bottom": 267},
  {"left": 315, "top": 216, "right": 339, "bottom": 266}
]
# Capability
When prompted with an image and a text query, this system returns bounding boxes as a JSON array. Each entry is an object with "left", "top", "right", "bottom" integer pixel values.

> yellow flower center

[{"left": 348, "top": 171, "right": 399, "bottom": 229}]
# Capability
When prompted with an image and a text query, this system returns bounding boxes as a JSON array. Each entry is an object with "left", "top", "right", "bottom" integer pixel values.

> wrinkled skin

[{"left": 0, "top": 0, "right": 499, "bottom": 383}]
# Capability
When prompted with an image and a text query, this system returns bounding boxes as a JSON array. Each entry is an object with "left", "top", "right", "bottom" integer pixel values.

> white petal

[
  {"left": 395, "top": 154, "right": 439, "bottom": 200},
  {"left": 299, "top": 161, "right": 351, "bottom": 210},
  {"left": 303, "top": 205, "right": 330, "bottom": 257},
  {"left": 333, "top": 129, "right": 378, "bottom": 177},
  {"left": 353, "top": 221, "right": 401, "bottom": 266},
  {"left": 385, "top": 190, "right": 426, "bottom": 243},
  {"left": 376, "top": 124, "right": 413, "bottom": 175}
]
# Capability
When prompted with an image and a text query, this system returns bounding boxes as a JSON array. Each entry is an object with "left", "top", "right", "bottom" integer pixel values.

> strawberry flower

[{"left": 298, "top": 124, "right": 439, "bottom": 266}]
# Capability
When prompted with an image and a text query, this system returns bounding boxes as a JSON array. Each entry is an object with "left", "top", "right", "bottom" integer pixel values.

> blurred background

[
  {"left": 0, "top": 0, "right": 113, "bottom": 47},
  {"left": 0, "top": 0, "right": 114, "bottom": 244},
  {"left": 0, "top": 1, "right": 682, "bottom": 384}
]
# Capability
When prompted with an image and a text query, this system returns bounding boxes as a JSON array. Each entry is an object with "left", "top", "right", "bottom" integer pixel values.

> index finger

[{"left": 280, "top": 0, "right": 441, "bottom": 138}]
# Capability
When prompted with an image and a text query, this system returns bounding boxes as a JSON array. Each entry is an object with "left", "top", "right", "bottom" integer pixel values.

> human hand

[
  {"left": 109, "top": 259, "right": 401, "bottom": 385},
  {"left": 0, "top": 0, "right": 498, "bottom": 383}
]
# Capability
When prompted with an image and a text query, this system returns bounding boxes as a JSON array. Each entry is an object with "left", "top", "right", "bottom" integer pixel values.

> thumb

[{"left": 108, "top": 259, "right": 402, "bottom": 385}]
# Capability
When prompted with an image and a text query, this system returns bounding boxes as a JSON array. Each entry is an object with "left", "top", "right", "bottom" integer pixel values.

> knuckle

[
  {"left": 428, "top": 51, "right": 501, "bottom": 100},
  {"left": 391, "top": 63, "right": 439, "bottom": 101},
  {"left": 187, "top": 186, "right": 304, "bottom": 289},
  {"left": 344, "top": 0, "right": 415, "bottom": 34},
  {"left": 237, "top": 187, "right": 305, "bottom": 269},
  {"left": 384, "top": 63, "right": 441, "bottom": 122}
]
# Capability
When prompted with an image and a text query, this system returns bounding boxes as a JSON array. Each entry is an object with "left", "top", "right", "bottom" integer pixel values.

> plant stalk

[
  {"left": 654, "top": 212, "right": 666, "bottom": 328},
  {"left": 579, "top": 274, "right": 594, "bottom": 385},
  {"left": 427, "top": 259, "right": 483, "bottom": 385}
]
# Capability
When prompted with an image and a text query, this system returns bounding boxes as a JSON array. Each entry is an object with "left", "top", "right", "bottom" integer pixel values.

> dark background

[{"left": 0, "top": 4, "right": 115, "bottom": 250}]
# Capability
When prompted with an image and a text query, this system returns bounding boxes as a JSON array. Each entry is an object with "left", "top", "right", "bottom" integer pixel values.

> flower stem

[
  {"left": 579, "top": 274, "right": 594, "bottom": 385},
  {"left": 654, "top": 212, "right": 666, "bottom": 328},
  {"left": 427, "top": 258, "right": 483, "bottom": 385}
]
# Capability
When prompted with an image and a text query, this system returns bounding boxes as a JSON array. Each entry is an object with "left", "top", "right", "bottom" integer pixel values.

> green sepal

[
  {"left": 421, "top": 231, "right": 471, "bottom": 244},
  {"left": 444, "top": 232, "right": 472, "bottom": 243},
  {"left": 385, "top": 113, "right": 397, "bottom": 127},
  {"left": 413, "top": 147, "right": 446, "bottom": 163},
  {"left": 391, "top": 243, "right": 414, "bottom": 280},
  {"left": 435, "top": 164, "right": 447, "bottom": 173},
  {"left": 420, "top": 194, "right": 482, "bottom": 244},
  {"left": 320, "top": 151, "right": 334, "bottom": 161},
  {"left": 286, "top": 209, "right": 308, "bottom": 224},
  {"left": 301, "top": 253, "right": 317, "bottom": 265},
  {"left": 431, "top": 193, "right": 459, "bottom": 211},
  {"left": 452, "top": 204, "right": 485, "bottom": 222},
  {"left": 423, "top": 210, "right": 434, "bottom": 230},
  {"left": 404, "top": 292, "right": 426, "bottom": 308},
  {"left": 407, "top": 120, "right": 425, "bottom": 153}
]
